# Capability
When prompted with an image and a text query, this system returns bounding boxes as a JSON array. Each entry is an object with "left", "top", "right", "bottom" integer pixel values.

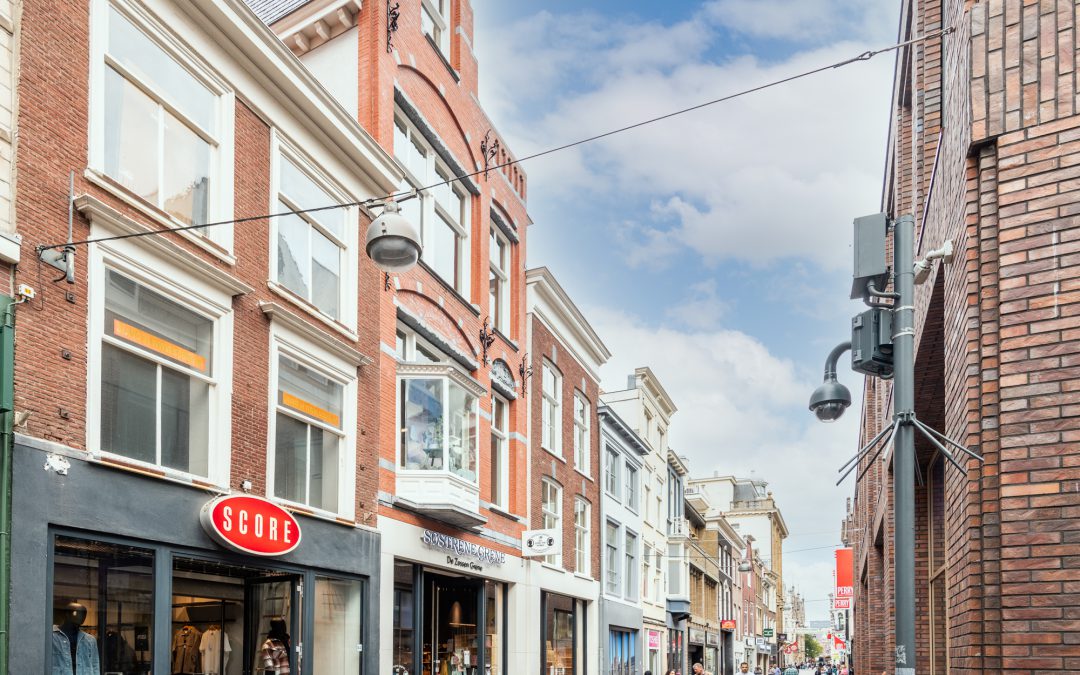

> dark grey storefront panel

[
  {"left": 10, "top": 439, "right": 381, "bottom": 674},
  {"left": 601, "top": 599, "right": 645, "bottom": 673}
]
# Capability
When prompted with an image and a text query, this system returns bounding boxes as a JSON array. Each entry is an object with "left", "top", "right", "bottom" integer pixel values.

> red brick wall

[{"left": 851, "top": 2, "right": 1080, "bottom": 673}]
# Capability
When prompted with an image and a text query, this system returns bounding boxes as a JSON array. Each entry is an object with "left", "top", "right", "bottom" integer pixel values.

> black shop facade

[{"left": 10, "top": 434, "right": 381, "bottom": 675}]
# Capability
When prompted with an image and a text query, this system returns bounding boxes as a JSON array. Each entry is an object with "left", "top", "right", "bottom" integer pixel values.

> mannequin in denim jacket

[{"left": 52, "top": 602, "right": 100, "bottom": 675}]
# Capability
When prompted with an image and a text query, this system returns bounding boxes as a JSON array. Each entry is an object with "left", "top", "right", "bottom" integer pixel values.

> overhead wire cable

[{"left": 40, "top": 26, "right": 953, "bottom": 252}]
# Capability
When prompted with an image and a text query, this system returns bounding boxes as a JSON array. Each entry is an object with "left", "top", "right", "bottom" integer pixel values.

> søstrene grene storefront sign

[{"left": 421, "top": 529, "right": 507, "bottom": 571}]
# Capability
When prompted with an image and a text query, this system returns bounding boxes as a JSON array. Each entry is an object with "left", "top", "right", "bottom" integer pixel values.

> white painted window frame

[
  {"left": 490, "top": 392, "right": 509, "bottom": 509},
  {"left": 393, "top": 112, "right": 471, "bottom": 297},
  {"left": 489, "top": 225, "right": 510, "bottom": 334},
  {"left": 87, "top": 0, "right": 235, "bottom": 255},
  {"left": 624, "top": 529, "right": 638, "bottom": 601},
  {"left": 541, "top": 478, "right": 562, "bottom": 567},
  {"left": 420, "top": 0, "right": 449, "bottom": 57},
  {"left": 86, "top": 235, "right": 234, "bottom": 487},
  {"left": 268, "top": 129, "right": 359, "bottom": 333},
  {"left": 625, "top": 462, "right": 638, "bottom": 513},
  {"left": 574, "top": 497, "right": 590, "bottom": 577},
  {"left": 540, "top": 361, "right": 562, "bottom": 457},
  {"left": 604, "top": 519, "right": 621, "bottom": 597},
  {"left": 604, "top": 446, "right": 621, "bottom": 500},
  {"left": 266, "top": 324, "right": 358, "bottom": 520},
  {"left": 572, "top": 391, "right": 590, "bottom": 477}
]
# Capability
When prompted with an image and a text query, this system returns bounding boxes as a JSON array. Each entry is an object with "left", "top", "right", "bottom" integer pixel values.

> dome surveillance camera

[
  {"left": 808, "top": 378, "right": 852, "bottom": 423},
  {"left": 365, "top": 200, "right": 421, "bottom": 273}
]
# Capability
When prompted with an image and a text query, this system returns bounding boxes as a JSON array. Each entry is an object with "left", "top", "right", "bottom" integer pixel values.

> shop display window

[
  {"left": 101, "top": 268, "right": 214, "bottom": 476},
  {"left": 608, "top": 629, "right": 636, "bottom": 675},
  {"left": 394, "top": 561, "right": 506, "bottom": 675},
  {"left": 50, "top": 536, "right": 155, "bottom": 675},
  {"left": 543, "top": 593, "right": 577, "bottom": 675},
  {"left": 312, "top": 577, "right": 363, "bottom": 675}
]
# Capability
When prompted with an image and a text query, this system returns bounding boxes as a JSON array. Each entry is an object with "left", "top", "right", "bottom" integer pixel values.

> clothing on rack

[
  {"left": 51, "top": 626, "right": 100, "bottom": 675},
  {"left": 171, "top": 624, "right": 202, "bottom": 674},
  {"left": 260, "top": 637, "right": 291, "bottom": 675},
  {"left": 199, "top": 626, "right": 232, "bottom": 675}
]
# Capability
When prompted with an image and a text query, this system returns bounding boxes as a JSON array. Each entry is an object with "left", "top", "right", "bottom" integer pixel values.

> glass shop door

[{"left": 245, "top": 575, "right": 303, "bottom": 675}]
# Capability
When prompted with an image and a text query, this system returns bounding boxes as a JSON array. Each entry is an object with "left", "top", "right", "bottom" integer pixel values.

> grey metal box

[
  {"left": 851, "top": 307, "right": 894, "bottom": 378},
  {"left": 850, "top": 212, "right": 889, "bottom": 299}
]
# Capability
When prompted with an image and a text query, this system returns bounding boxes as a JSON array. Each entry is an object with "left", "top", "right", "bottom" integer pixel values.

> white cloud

[
  {"left": 477, "top": 1, "right": 895, "bottom": 271},
  {"left": 589, "top": 306, "right": 862, "bottom": 618},
  {"left": 666, "top": 279, "right": 731, "bottom": 329},
  {"left": 704, "top": 0, "right": 896, "bottom": 43}
]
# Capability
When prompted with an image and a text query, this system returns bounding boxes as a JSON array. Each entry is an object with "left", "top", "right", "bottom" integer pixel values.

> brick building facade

[{"left": 849, "top": 1, "right": 1080, "bottom": 673}]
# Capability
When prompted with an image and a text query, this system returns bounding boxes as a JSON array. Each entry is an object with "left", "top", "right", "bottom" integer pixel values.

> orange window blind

[
  {"left": 281, "top": 391, "right": 341, "bottom": 428},
  {"left": 113, "top": 319, "right": 207, "bottom": 373}
]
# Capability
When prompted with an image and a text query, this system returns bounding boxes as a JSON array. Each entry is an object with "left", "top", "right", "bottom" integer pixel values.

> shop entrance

[
  {"left": 423, "top": 572, "right": 481, "bottom": 675},
  {"left": 688, "top": 643, "right": 703, "bottom": 671},
  {"left": 171, "top": 556, "right": 301, "bottom": 675}
]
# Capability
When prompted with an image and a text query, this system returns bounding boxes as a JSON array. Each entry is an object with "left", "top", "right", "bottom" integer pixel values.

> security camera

[
  {"left": 365, "top": 199, "right": 422, "bottom": 273},
  {"left": 808, "top": 378, "right": 852, "bottom": 423}
]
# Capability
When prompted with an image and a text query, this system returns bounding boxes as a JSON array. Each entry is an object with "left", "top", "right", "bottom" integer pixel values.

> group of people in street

[{"left": 641, "top": 660, "right": 850, "bottom": 675}]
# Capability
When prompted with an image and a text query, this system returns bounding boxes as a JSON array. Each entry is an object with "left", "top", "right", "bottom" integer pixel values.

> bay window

[
  {"left": 100, "top": 268, "right": 214, "bottom": 476},
  {"left": 541, "top": 362, "right": 561, "bottom": 455},
  {"left": 399, "top": 370, "right": 479, "bottom": 482},
  {"left": 94, "top": 3, "right": 231, "bottom": 248},
  {"left": 542, "top": 479, "right": 562, "bottom": 566},
  {"left": 574, "top": 498, "right": 590, "bottom": 576},
  {"left": 274, "top": 148, "right": 350, "bottom": 320},
  {"left": 393, "top": 115, "right": 470, "bottom": 295},
  {"left": 573, "top": 393, "right": 590, "bottom": 474},
  {"left": 273, "top": 354, "right": 344, "bottom": 512},
  {"left": 489, "top": 226, "right": 510, "bottom": 333}
]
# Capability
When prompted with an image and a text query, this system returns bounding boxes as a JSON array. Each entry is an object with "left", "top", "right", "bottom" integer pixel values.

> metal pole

[
  {"left": 0, "top": 295, "right": 15, "bottom": 675},
  {"left": 891, "top": 215, "right": 916, "bottom": 675}
]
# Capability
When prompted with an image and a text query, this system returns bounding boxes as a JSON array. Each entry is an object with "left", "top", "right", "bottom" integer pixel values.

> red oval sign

[{"left": 200, "top": 495, "right": 302, "bottom": 557}]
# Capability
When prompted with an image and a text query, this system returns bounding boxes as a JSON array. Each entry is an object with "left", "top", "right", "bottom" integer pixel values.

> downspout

[{"left": 0, "top": 294, "right": 16, "bottom": 675}]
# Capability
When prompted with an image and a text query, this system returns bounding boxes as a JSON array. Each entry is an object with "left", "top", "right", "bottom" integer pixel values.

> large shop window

[
  {"left": 50, "top": 535, "right": 367, "bottom": 675},
  {"left": 100, "top": 268, "right": 214, "bottom": 476},
  {"left": 398, "top": 367, "right": 480, "bottom": 482},
  {"left": 274, "top": 354, "right": 345, "bottom": 512},
  {"left": 542, "top": 593, "right": 583, "bottom": 675},
  {"left": 274, "top": 149, "right": 351, "bottom": 321},
  {"left": 51, "top": 536, "right": 155, "bottom": 675},
  {"left": 609, "top": 629, "right": 637, "bottom": 675},
  {"left": 393, "top": 561, "right": 507, "bottom": 675},
  {"left": 96, "top": 3, "right": 230, "bottom": 247},
  {"left": 393, "top": 115, "right": 470, "bottom": 296}
]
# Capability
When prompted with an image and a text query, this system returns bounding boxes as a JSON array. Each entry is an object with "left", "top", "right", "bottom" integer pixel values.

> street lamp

[
  {"left": 365, "top": 199, "right": 422, "bottom": 272},
  {"left": 812, "top": 213, "right": 982, "bottom": 675}
]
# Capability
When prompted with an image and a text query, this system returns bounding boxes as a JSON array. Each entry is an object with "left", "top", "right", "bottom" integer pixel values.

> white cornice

[
  {"left": 75, "top": 195, "right": 254, "bottom": 297},
  {"left": 259, "top": 301, "right": 372, "bottom": 367},
  {"left": 526, "top": 267, "right": 610, "bottom": 379},
  {"left": 398, "top": 362, "right": 488, "bottom": 398},
  {"left": 635, "top": 366, "right": 677, "bottom": 417},
  {"left": 185, "top": 0, "right": 402, "bottom": 194}
]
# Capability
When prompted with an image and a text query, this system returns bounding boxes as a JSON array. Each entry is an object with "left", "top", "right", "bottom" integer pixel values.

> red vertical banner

[{"left": 834, "top": 547, "right": 854, "bottom": 609}]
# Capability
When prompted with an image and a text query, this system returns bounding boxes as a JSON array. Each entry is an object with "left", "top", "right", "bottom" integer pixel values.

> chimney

[{"left": 627, "top": 374, "right": 636, "bottom": 389}]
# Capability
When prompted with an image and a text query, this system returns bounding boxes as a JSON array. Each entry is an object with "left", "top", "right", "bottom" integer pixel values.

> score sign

[
  {"left": 834, "top": 547, "right": 854, "bottom": 609},
  {"left": 201, "top": 495, "right": 302, "bottom": 556}
]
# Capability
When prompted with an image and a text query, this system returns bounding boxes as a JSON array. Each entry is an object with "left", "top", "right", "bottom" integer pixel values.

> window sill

[
  {"left": 268, "top": 496, "right": 355, "bottom": 528},
  {"left": 267, "top": 282, "right": 359, "bottom": 341},
  {"left": 573, "top": 573, "right": 595, "bottom": 583},
  {"left": 416, "top": 259, "right": 479, "bottom": 316},
  {"left": 540, "top": 445, "right": 566, "bottom": 463},
  {"left": 424, "top": 33, "right": 460, "bottom": 82},
  {"left": 94, "top": 450, "right": 228, "bottom": 492},
  {"left": 574, "top": 468, "right": 593, "bottom": 482},
  {"left": 487, "top": 503, "right": 522, "bottom": 522},
  {"left": 540, "top": 562, "right": 566, "bottom": 574},
  {"left": 84, "top": 169, "right": 236, "bottom": 265},
  {"left": 493, "top": 327, "right": 518, "bottom": 352}
]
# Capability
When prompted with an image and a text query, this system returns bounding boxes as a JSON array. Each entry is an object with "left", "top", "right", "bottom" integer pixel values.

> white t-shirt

[{"left": 199, "top": 627, "right": 232, "bottom": 675}]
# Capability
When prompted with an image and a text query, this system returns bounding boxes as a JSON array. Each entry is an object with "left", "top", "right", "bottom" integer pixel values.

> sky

[{"left": 471, "top": 0, "right": 898, "bottom": 620}]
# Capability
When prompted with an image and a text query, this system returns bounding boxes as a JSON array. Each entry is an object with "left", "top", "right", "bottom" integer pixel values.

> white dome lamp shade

[{"left": 365, "top": 200, "right": 422, "bottom": 273}]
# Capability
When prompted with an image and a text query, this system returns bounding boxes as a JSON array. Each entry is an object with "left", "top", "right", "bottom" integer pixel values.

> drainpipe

[{"left": 0, "top": 294, "right": 15, "bottom": 675}]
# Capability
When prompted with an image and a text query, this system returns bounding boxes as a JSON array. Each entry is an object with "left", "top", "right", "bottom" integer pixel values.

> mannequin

[
  {"left": 259, "top": 619, "right": 292, "bottom": 674},
  {"left": 51, "top": 602, "right": 99, "bottom": 675}
]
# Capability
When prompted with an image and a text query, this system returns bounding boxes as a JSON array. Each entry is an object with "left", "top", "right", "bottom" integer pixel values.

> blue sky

[{"left": 472, "top": 0, "right": 898, "bottom": 619}]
